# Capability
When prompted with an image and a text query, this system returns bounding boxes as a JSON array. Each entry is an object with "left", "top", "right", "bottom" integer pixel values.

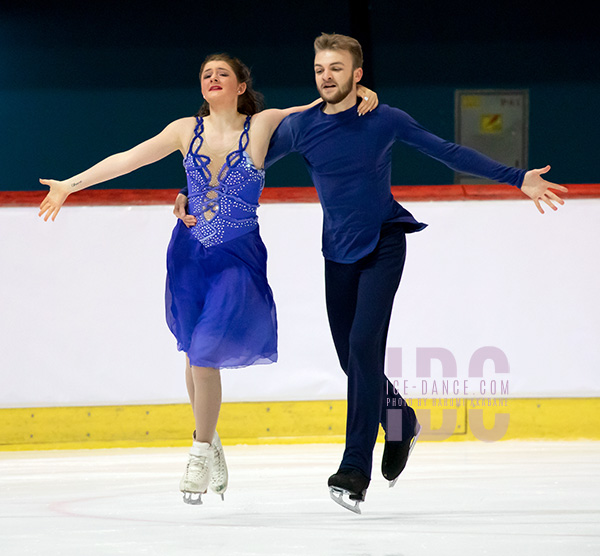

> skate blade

[
  {"left": 388, "top": 422, "right": 422, "bottom": 489},
  {"left": 329, "top": 487, "right": 363, "bottom": 514},
  {"left": 210, "top": 486, "right": 227, "bottom": 501},
  {"left": 182, "top": 492, "right": 204, "bottom": 505}
]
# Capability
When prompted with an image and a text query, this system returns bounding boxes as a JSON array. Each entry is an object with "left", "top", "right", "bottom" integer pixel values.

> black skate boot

[
  {"left": 328, "top": 468, "right": 370, "bottom": 514},
  {"left": 382, "top": 421, "right": 421, "bottom": 487}
]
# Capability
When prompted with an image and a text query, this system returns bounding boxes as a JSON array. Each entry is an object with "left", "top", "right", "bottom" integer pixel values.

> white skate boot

[
  {"left": 210, "top": 431, "right": 228, "bottom": 500},
  {"left": 180, "top": 441, "right": 213, "bottom": 505}
]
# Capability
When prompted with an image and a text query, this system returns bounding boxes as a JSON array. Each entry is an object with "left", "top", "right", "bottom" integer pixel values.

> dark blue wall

[{"left": 1, "top": 1, "right": 598, "bottom": 191}]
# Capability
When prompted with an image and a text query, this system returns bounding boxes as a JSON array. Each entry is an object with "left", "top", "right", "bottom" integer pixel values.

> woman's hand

[
  {"left": 38, "top": 179, "right": 71, "bottom": 222},
  {"left": 356, "top": 85, "right": 379, "bottom": 116}
]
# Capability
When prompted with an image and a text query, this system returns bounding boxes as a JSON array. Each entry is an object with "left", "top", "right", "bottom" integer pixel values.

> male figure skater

[{"left": 176, "top": 33, "right": 566, "bottom": 513}]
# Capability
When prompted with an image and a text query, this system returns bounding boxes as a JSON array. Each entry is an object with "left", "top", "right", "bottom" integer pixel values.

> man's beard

[{"left": 319, "top": 75, "right": 354, "bottom": 105}]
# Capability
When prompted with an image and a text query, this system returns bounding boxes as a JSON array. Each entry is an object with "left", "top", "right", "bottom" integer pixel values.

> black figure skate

[
  {"left": 328, "top": 468, "right": 370, "bottom": 514},
  {"left": 382, "top": 421, "right": 421, "bottom": 487}
]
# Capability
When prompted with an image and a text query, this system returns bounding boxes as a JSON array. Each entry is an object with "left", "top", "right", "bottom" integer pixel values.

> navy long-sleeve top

[{"left": 265, "top": 103, "right": 526, "bottom": 263}]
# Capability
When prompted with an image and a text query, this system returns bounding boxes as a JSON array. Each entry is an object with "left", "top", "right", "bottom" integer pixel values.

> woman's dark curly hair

[{"left": 196, "top": 53, "right": 265, "bottom": 117}]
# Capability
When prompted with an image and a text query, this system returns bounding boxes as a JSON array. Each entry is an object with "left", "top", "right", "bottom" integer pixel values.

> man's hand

[
  {"left": 521, "top": 166, "right": 568, "bottom": 214},
  {"left": 173, "top": 193, "right": 197, "bottom": 227}
]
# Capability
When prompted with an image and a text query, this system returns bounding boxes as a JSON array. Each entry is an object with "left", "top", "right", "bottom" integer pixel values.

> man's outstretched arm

[{"left": 391, "top": 107, "right": 568, "bottom": 212}]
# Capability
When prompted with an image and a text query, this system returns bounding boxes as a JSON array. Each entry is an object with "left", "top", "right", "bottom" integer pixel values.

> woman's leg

[
  {"left": 180, "top": 359, "right": 223, "bottom": 503},
  {"left": 187, "top": 361, "right": 222, "bottom": 443},
  {"left": 185, "top": 355, "right": 195, "bottom": 409}
]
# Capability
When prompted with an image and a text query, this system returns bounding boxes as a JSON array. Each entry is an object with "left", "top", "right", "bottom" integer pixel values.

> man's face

[{"left": 314, "top": 49, "right": 361, "bottom": 105}]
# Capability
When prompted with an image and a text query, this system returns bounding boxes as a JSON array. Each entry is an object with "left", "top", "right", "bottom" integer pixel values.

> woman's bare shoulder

[{"left": 168, "top": 116, "right": 198, "bottom": 129}]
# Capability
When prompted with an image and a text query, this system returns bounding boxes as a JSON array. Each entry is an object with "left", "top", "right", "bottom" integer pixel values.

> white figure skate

[
  {"left": 180, "top": 441, "right": 213, "bottom": 505},
  {"left": 210, "top": 431, "right": 228, "bottom": 500}
]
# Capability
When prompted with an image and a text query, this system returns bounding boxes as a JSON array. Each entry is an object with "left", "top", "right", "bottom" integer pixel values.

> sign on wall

[{"left": 454, "top": 90, "right": 529, "bottom": 185}]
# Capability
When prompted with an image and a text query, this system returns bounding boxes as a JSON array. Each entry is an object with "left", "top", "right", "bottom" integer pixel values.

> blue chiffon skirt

[{"left": 165, "top": 221, "right": 278, "bottom": 369}]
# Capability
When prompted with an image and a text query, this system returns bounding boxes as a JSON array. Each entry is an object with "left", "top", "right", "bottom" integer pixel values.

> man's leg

[
  {"left": 325, "top": 249, "right": 413, "bottom": 436},
  {"left": 324, "top": 259, "right": 360, "bottom": 377},
  {"left": 326, "top": 223, "right": 413, "bottom": 478},
  {"left": 342, "top": 225, "right": 408, "bottom": 477},
  {"left": 324, "top": 258, "right": 369, "bottom": 510}
]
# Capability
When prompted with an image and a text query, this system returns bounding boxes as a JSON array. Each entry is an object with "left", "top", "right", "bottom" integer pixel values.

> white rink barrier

[{"left": 1, "top": 198, "right": 598, "bottom": 407}]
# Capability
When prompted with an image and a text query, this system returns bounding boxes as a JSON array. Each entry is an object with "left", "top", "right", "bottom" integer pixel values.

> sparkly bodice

[{"left": 183, "top": 115, "right": 265, "bottom": 248}]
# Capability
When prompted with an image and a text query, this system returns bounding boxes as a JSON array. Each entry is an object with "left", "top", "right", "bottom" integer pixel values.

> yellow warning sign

[
  {"left": 461, "top": 95, "right": 481, "bottom": 108},
  {"left": 480, "top": 114, "right": 503, "bottom": 133}
]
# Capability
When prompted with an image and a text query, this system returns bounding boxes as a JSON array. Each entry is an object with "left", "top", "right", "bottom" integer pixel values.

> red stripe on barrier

[{"left": 2, "top": 184, "right": 599, "bottom": 207}]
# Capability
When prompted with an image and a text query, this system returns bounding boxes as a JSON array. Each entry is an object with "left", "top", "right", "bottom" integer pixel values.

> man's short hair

[{"left": 313, "top": 33, "right": 363, "bottom": 69}]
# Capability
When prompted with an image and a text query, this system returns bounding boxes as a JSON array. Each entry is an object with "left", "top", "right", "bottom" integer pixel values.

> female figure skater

[{"left": 38, "top": 53, "right": 377, "bottom": 504}]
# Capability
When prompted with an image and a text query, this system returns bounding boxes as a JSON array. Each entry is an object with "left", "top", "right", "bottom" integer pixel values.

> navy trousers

[{"left": 325, "top": 222, "right": 417, "bottom": 477}]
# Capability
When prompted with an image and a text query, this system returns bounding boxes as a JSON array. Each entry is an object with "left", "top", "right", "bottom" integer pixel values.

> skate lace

[{"left": 185, "top": 453, "right": 210, "bottom": 481}]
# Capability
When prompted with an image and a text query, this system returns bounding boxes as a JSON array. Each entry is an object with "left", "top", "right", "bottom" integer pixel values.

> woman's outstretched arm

[{"left": 39, "top": 118, "right": 191, "bottom": 221}]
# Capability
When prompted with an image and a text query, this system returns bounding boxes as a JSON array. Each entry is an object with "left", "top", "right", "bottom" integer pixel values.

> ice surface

[{"left": 1, "top": 441, "right": 599, "bottom": 555}]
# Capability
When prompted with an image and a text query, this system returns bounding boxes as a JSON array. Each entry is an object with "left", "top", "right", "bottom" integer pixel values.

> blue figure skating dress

[{"left": 165, "top": 115, "right": 277, "bottom": 369}]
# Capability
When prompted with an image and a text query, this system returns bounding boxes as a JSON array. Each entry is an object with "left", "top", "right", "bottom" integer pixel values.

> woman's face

[{"left": 200, "top": 60, "right": 245, "bottom": 103}]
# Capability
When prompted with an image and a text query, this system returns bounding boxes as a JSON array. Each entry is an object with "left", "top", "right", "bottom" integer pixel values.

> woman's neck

[{"left": 206, "top": 103, "right": 245, "bottom": 130}]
